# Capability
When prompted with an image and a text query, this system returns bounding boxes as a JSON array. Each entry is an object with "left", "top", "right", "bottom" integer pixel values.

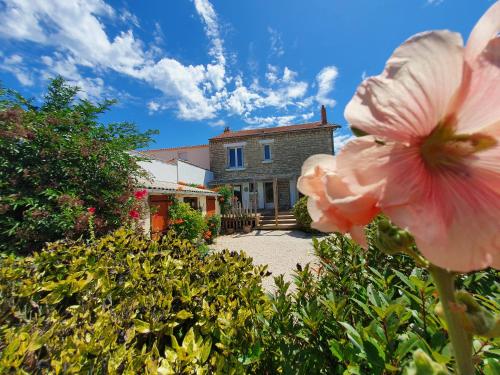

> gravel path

[{"left": 210, "top": 229, "right": 320, "bottom": 292}]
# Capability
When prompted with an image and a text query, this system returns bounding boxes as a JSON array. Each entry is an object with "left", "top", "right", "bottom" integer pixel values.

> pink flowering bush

[
  {"left": 0, "top": 78, "right": 156, "bottom": 254},
  {"left": 299, "top": 3, "right": 500, "bottom": 374}
]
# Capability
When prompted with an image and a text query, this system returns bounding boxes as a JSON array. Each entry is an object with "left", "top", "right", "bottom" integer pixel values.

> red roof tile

[
  {"left": 141, "top": 144, "right": 208, "bottom": 152},
  {"left": 209, "top": 121, "right": 339, "bottom": 140}
]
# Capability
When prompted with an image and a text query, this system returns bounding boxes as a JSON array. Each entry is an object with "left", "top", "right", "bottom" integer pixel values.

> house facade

[
  {"left": 208, "top": 106, "right": 339, "bottom": 211},
  {"left": 136, "top": 154, "right": 219, "bottom": 238}
]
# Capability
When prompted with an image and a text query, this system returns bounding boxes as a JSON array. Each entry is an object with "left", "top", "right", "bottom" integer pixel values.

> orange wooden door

[
  {"left": 206, "top": 197, "right": 216, "bottom": 216},
  {"left": 150, "top": 198, "right": 170, "bottom": 240}
]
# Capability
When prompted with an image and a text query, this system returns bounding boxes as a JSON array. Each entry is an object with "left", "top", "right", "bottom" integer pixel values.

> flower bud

[
  {"left": 455, "top": 291, "right": 498, "bottom": 337},
  {"left": 374, "top": 217, "right": 415, "bottom": 255},
  {"left": 407, "top": 349, "right": 449, "bottom": 375}
]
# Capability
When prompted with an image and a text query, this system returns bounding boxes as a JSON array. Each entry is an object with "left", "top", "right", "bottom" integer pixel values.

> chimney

[
  {"left": 223, "top": 126, "right": 230, "bottom": 133},
  {"left": 320, "top": 105, "right": 327, "bottom": 125}
]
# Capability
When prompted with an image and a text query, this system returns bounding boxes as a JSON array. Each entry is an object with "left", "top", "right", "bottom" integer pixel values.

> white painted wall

[
  {"left": 257, "top": 181, "right": 265, "bottom": 209},
  {"left": 138, "top": 159, "right": 177, "bottom": 182},
  {"left": 177, "top": 160, "right": 214, "bottom": 186},
  {"left": 142, "top": 146, "right": 210, "bottom": 170},
  {"left": 139, "top": 158, "right": 214, "bottom": 187}
]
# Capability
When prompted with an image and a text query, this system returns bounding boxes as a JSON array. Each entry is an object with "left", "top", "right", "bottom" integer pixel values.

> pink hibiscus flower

[
  {"left": 134, "top": 189, "right": 148, "bottom": 200},
  {"left": 128, "top": 209, "right": 140, "bottom": 220},
  {"left": 300, "top": 3, "right": 500, "bottom": 272}
]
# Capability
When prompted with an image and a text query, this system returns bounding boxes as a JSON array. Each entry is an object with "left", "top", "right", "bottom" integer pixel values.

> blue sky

[{"left": 0, "top": 0, "right": 495, "bottom": 150}]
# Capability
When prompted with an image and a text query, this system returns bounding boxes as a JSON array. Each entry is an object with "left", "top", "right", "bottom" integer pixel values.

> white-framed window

[
  {"left": 227, "top": 146, "right": 243, "bottom": 168},
  {"left": 263, "top": 144, "right": 272, "bottom": 161}
]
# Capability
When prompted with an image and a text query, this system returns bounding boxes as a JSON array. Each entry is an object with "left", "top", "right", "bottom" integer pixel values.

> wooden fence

[{"left": 221, "top": 195, "right": 260, "bottom": 233}]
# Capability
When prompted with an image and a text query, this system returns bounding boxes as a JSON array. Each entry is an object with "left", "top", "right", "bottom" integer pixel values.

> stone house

[{"left": 208, "top": 106, "right": 339, "bottom": 211}]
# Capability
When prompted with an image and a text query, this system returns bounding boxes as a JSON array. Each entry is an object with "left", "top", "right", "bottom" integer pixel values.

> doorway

[
  {"left": 150, "top": 196, "right": 171, "bottom": 240},
  {"left": 264, "top": 182, "right": 274, "bottom": 209},
  {"left": 233, "top": 185, "right": 242, "bottom": 204},
  {"left": 206, "top": 196, "right": 216, "bottom": 216}
]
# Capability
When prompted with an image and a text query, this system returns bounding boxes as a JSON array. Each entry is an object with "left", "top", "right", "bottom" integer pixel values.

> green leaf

[
  {"left": 175, "top": 310, "right": 193, "bottom": 320},
  {"left": 133, "top": 319, "right": 150, "bottom": 334},
  {"left": 339, "top": 322, "right": 364, "bottom": 352}
]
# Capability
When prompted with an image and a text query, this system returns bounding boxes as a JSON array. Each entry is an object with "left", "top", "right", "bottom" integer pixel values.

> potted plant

[
  {"left": 242, "top": 214, "right": 252, "bottom": 233},
  {"left": 226, "top": 227, "right": 235, "bottom": 235}
]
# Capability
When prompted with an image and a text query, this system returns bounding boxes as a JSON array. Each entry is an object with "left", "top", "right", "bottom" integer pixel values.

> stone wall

[
  {"left": 209, "top": 126, "right": 334, "bottom": 183},
  {"left": 277, "top": 180, "right": 290, "bottom": 210}
]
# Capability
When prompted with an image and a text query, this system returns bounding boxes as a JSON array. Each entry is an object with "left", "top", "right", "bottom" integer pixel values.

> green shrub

[
  {"left": 292, "top": 196, "right": 316, "bottom": 232},
  {"left": 168, "top": 201, "right": 207, "bottom": 242},
  {"left": 214, "top": 185, "right": 232, "bottom": 215},
  {"left": 205, "top": 214, "right": 221, "bottom": 244},
  {"left": 0, "top": 78, "right": 156, "bottom": 254},
  {"left": 257, "top": 234, "right": 499, "bottom": 374},
  {"left": 0, "top": 229, "right": 271, "bottom": 374}
]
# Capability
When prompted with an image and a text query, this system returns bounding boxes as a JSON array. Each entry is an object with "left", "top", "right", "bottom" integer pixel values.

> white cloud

[
  {"left": 0, "top": 0, "right": 338, "bottom": 124},
  {"left": 194, "top": 0, "right": 225, "bottom": 66},
  {"left": 361, "top": 70, "right": 367, "bottom": 81},
  {"left": 315, "top": 66, "right": 338, "bottom": 107},
  {"left": 426, "top": 0, "right": 444, "bottom": 5},
  {"left": 148, "top": 100, "right": 161, "bottom": 112},
  {"left": 282, "top": 67, "right": 296, "bottom": 82},
  {"left": 334, "top": 133, "right": 355, "bottom": 152},
  {"left": 268, "top": 27, "right": 284, "bottom": 57},
  {"left": 209, "top": 119, "right": 226, "bottom": 127},
  {"left": 243, "top": 114, "right": 297, "bottom": 129},
  {"left": 0, "top": 54, "right": 34, "bottom": 86},
  {"left": 265, "top": 64, "right": 279, "bottom": 83},
  {"left": 120, "top": 9, "right": 140, "bottom": 28}
]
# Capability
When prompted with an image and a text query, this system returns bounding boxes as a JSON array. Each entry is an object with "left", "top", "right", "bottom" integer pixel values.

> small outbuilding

[{"left": 135, "top": 154, "right": 220, "bottom": 238}]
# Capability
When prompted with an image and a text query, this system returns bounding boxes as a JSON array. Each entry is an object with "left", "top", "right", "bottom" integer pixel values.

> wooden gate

[
  {"left": 206, "top": 196, "right": 216, "bottom": 216},
  {"left": 150, "top": 196, "right": 171, "bottom": 240}
]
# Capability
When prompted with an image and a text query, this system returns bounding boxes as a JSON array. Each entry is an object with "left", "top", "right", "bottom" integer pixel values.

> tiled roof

[
  {"left": 209, "top": 121, "right": 339, "bottom": 140},
  {"left": 141, "top": 144, "right": 208, "bottom": 152},
  {"left": 137, "top": 177, "right": 218, "bottom": 196}
]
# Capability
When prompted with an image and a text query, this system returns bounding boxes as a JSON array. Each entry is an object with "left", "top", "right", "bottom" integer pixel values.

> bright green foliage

[
  {"left": 257, "top": 234, "right": 500, "bottom": 374},
  {"left": 292, "top": 196, "right": 316, "bottom": 232},
  {"left": 0, "top": 78, "right": 156, "bottom": 254},
  {"left": 169, "top": 200, "right": 207, "bottom": 242},
  {"left": 0, "top": 229, "right": 271, "bottom": 374},
  {"left": 214, "top": 185, "right": 232, "bottom": 215}
]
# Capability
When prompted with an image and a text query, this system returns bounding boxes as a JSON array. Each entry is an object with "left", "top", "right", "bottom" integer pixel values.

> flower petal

[
  {"left": 465, "top": 1, "right": 500, "bottom": 64},
  {"left": 336, "top": 137, "right": 426, "bottom": 208},
  {"left": 345, "top": 31, "right": 464, "bottom": 143},
  {"left": 385, "top": 170, "right": 500, "bottom": 272},
  {"left": 456, "top": 37, "right": 500, "bottom": 134},
  {"left": 298, "top": 150, "right": 381, "bottom": 241}
]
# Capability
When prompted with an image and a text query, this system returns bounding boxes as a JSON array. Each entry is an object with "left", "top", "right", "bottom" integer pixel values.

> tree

[{"left": 0, "top": 77, "right": 157, "bottom": 254}]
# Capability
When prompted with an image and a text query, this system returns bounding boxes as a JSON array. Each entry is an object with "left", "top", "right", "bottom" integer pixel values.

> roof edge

[
  {"left": 141, "top": 144, "right": 209, "bottom": 152},
  {"left": 209, "top": 122, "right": 340, "bottom": 141}
]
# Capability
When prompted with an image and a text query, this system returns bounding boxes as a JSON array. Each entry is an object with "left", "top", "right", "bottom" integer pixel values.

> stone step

[
  {"left": 256, "top": 223, "right": 300, "bottom": 230},
  {"left": 260, "top": 218, "right": 297, "bottom": 224},
  {"left": 260, "top": 214, "right": 295, "bottom": 220}
]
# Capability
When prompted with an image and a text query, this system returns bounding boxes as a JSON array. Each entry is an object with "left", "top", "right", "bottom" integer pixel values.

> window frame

[
  {"left": 227, "top": 146, "right": 244, "bottom": 169},
  {"left": 263, "top": 144, "right": 272, "bottom": 161}
]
